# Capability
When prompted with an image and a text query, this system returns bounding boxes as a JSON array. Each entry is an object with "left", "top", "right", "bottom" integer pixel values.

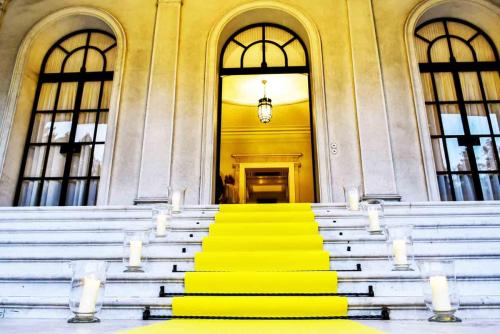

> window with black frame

[
  {"left": 415, "top": 18, "right": 500, "bottom": 201},
  {"left": 15, "top": 29, "right": 117, "bottom": 206}
]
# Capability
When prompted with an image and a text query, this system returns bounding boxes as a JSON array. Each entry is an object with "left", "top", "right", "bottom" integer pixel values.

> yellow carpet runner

[{"left": 122, "top": 203, "right": 384, "bottom": 333}]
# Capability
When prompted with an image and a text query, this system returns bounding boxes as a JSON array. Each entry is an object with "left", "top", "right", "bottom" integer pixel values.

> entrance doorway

[{"left": 215, "top": 23, "right": 317, "bottom": 204}]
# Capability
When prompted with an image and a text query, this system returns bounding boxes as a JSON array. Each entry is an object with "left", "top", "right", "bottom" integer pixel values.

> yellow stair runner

[{"left": 122, "top": 203, "right": 384, "bottom": 333}]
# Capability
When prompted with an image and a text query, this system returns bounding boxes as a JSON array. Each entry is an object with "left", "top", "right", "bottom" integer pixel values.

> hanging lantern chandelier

[{"left": 257, "top": 80, "right": 272, "bottom": 123}]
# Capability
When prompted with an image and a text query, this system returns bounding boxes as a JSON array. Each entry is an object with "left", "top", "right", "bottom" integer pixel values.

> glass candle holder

[
  {"left": 344, "top": 186, "right": 361, "bottom": 211},
  {"left": 385, "top": 224, "right": 414, "bottom": 271},
  {"left": 123, "top": 229, "right": 150, "bottom": 273},
  {"left": 152, "top": 205, "right": 172, "bottom": 238},
  {"left": 68, "top": 260, "right": 108, "bottom": 323},
  {"left": 418, "top": 260, "right": 461, "bottom": 322},
  {"left": 364, "top": 201, "right": 384, "bottom": 235},
  {"left": 168, "top": 187, "right": 186, "bottom": 214}
]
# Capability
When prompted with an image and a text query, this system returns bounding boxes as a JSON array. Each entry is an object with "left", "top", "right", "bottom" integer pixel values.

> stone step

[
  {"left": 1, "top": 295, "right": 499, "bottom": 320},
  {"left": 2, "top": 225, "right": 500, "bottom": 243},
  {"left": 0, "top": 202, "right": 499, "bottom": 224},
  {"left": 0, "top": 240, "right": 499, "bottom": 259},
  {"left": 1, "top": 202, "right": 499, "bottom": 321},
  {"left": 2, "top": 215, "right": 500, "bottom": 233},
  {"left": 1, "top": 273, "right": 499, "bottom": 298},
  {"left": 0, "top": 257, "right": 500, "bottom": 281}
]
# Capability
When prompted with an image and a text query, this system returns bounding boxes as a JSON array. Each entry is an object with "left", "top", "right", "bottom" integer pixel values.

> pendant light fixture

[{"left": 257, "top": 80, "right": 272, "bottom": 123}]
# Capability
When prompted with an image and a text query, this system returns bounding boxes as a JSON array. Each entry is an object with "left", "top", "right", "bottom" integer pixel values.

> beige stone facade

[{"left": 0, "top": 0, "right": 498, "bottom": 206}]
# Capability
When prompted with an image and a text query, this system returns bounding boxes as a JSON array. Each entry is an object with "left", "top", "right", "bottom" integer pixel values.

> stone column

[
  {"left": 135, "top": 0, "right": 182, "bottom": 204},
  {"left": 347, "top": 0, "right": 400, "bottom": 201}
]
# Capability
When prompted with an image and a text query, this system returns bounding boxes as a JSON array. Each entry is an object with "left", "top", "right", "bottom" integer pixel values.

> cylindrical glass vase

[
  {"left": 344, "top": 186, "right": 361, "bottom": 211},
  {"left": 418, "top": 260, "right": 461, "bottom": 322},
  {"left": 363, "top": 201, "right": 384, "bottom": 235},
  {"left": 152, "top": 205, "right": 172, "bottom": 238},
  {"left": 68, "top": 260, "right": 108, "bottom": 323},
  {"left": 168, "top": 187, "right": 186, "bottom": 214},
  {"left": 385, "top": 224, "right": 414, "bottom": 271},
  {"left": 123, "top": 229, "right": 150, "bottom": 273}
]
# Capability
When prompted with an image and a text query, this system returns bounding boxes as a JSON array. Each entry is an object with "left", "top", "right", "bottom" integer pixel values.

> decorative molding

[
  {"left": 0, "top": 6, "right": 127, "bottom": 205},
  {"left": 403, "top": 0, "right": 500, "bottom": 201},
  {"left": 199, "top": 0, "right": 333, "bottom": 204}
]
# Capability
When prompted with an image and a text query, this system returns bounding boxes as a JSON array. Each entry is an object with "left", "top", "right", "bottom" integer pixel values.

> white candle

[
  {"left": 368, "top": 209, "right": 380, "bottom": 231},
  {"left": 430, "top": 275, "right": 452, "bottom": 311},
  {"left": 129, "top": 240, "right": 142, "bottom": 267},
  {"left": 155, "top": 214, "right": 167, "bottom": 237},
  {"left": 348, "top": 190, "right": 359, "bottom": 211},
  {"left": 78, "top": 276, "right": 101, "bottom": 314},
  {"left": 392, "top": 239, "right": 408, "bottom": 265},
  {"left": 171, "top": 191, "right": 182, "bottom": 212}
]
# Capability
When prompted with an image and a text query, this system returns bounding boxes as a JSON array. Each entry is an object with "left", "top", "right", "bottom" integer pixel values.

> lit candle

[
  {"left": 392, "top": 239, "right": 408, "bottom": 265},
  {"left": 171, "top": 191, "right": 182, "bottom": 213},
  {"left": 78, "top": 276, "right": 101, "bottom": 314},
  {"left": 348, "top": 190, "right": 359, "bottom": 211},
  {"left": 129, "top": 240, "right": 142, "bottom": 267},
  {"left": 155, "top": 214, "right": 167, "bottom": 237},
  {"left": 429, "top": 275, "right": 452, "bottom": 311},
  {"left": 368, "top": 209, "right": 380, "bottom": 231}
]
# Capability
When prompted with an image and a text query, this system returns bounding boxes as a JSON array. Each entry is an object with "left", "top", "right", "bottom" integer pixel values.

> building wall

[{"left": 0, "top": 0, "right": 498, "bottom": 206}]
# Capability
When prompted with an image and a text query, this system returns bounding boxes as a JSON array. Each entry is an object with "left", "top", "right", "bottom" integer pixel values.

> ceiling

[{"left": 222, "top": 73, "right": 309, "bottom": 106}]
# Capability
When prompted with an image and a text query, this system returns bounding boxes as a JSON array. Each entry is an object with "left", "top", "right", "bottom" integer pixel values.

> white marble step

[
  {"left": 2, "top": 224, "right": 500, "bottom": 243},
  {"left": 1, "top": 274, "right": 499, "bottom": 299},
  {"left": 0, "top": 239, "right": 499, "bottom": 259},
  {"left": 316, "top": 201, "right": 500, "bottom": 215},
  {"left": 0, "top": 205, "right": 217, "bottom": 219},
  {"left": 1, "top": 295, "right": 499, "bottom": 320},
  {"left": 1, "top": 214, "right": 499, "bottom": 234},
  {"left": 0, "top": 202, "right": 498, "bottom": 224},
  {"left": 1, "top": 202, "right": 499, "bottom": 320},
  {"left": 0, "top": 256, "right": 500, "bottom": 277},
  {"left": 0, "top": 259, "right": 500, "bottom": 282}
]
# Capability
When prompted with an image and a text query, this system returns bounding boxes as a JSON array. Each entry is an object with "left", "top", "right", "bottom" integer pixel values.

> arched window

[
  {"left": 220, "top": 23, "right": 308, "bottom": 74},
  {"left": 15, "top": 29, "right": 117, "bottom": 206},
  {"left": 415, "top": 18, "right": 500, "bottom": 201}
]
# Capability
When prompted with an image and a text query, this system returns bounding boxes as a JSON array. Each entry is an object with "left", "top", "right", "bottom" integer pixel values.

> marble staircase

[{"left": 1, "top": 202, "right": 500, "bottom": 320}]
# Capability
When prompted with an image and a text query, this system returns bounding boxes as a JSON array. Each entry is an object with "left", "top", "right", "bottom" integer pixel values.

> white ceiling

[{"left": 222, "top": 73, "right": 309, "bottom": 106}]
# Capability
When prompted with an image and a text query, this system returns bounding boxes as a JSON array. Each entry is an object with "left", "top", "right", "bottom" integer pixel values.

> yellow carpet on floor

[
  {"left": 122, "top": 319, "right": 386, "bottom": 334},
  {"left": 120, "top": 203, "right": 384, "bottom": 334}
]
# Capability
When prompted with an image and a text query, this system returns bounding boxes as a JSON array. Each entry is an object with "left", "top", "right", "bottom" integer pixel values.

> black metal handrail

[
  {"left": 142, "top": 306, "right": 391, "bottom": 321},
  {"left": 158, "top": 285, "right": 374, "bottom": 298}
]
